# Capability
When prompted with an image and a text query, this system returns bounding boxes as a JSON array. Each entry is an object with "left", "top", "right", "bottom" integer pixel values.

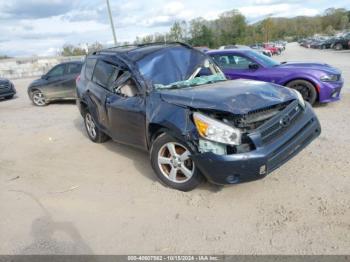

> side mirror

[
  {"left": 249, "top": 63, "right": 259, "bottom": 70},
  {"left": 41, "top": 75, "right": 48, "bottom": 80}
]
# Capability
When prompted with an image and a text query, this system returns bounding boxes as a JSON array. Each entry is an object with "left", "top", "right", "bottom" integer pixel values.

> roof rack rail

[{"left": 93, "top": 41, "right": 192, "bottom": 55}]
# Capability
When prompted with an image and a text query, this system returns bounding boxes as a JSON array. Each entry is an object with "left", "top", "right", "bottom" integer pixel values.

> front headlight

[
  {"left": 292, "top": 89, "right": 305, "bottom": 108},
  {"left": 193, "top": 112, "right": 241, "bottom": 145},
  {"left": 320, "top": 74, "right": 338, "bottom": 82}
]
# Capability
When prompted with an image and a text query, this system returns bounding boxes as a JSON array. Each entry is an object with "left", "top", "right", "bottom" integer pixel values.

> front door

[
  {"left": 106, "top": 76, "right": 147, "bottom": 149},
  {"left": 212, "top": 53, "right": 259, "bottom": 81},
  {"left": 43, "top": 64, "right": 68, "bottom": 98}
]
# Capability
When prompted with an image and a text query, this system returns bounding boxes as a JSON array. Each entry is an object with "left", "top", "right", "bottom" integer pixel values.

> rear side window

[
  {"left": 47, "top": 64, "right": 65, "bottom": 77},
  {"left": 92, "top": 60, "right": 118, "bottom": 90},
  {"left": 85, "top": 58, "right": 97, "bottom": 80},
  {"left": 67, "top": 63, "right": 82, "bottom": 74}
]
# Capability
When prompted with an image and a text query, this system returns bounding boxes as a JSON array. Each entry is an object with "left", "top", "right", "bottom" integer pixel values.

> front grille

[
  {"left": 0, "top": 81, "right": 10, "bottom": 90},
  {"left": 234, "top": 101, "right": 290, "bottom": 130},
  {"left": 257, "top": 100, "right": 302, "bottom": 144}
]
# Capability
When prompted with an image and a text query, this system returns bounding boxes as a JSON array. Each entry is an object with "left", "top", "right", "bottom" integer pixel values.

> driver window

[
  {"left": 214, "top": 55, "right": 253, "bottom": 70},
  {"left": 47, "top": 64, "right": 65, "bottom": 77},
  {"left": 116, "top": 78, "right": 139, "bottom": 98}
]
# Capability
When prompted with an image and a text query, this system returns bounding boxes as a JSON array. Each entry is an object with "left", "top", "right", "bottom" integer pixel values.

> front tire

[
  {"left": 150, "top": 133, "right": 203, "bottom": 191},
  {"left": 286, "top": 79, "right": 317, "bottom": 105},
  {"left": 31, "top": 90, "right": 47, "bottom": 106},
  {"left": 84, "top": 112, "right": 109, "bottom": 143}
]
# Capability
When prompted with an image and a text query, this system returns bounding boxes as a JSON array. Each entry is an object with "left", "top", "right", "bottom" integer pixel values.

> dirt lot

[{"left": 0, "top": 43, "right": 349, "bottom": 255}]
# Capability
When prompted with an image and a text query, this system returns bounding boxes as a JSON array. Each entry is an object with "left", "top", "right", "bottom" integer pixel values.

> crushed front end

[{"left": 191, "top": 100, "right": 321, "bottom": 185}]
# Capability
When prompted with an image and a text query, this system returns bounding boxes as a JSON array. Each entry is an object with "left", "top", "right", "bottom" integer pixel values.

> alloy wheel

[
  {"left": 157, "top": 142, "right": 194, "bottom": 183},
  {"left": 85, "top": 113, "right": 97, "bottom": 139},
  {"left": 32, "top": 92, "right": 46, "bottom": 106},
  {"left": 290, "top": 83, "right": 311, "bottom": 102}
]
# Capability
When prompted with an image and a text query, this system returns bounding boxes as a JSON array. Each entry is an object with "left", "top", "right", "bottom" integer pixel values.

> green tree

[
  {"left": 60, "top": 44, "right": 86, "bottom": 56},
  {"left": 169, "top": 21, "right": 187, "bottom": 41}
]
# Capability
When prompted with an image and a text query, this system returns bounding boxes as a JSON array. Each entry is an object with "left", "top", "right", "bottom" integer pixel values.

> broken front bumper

[{"left": 191, "top": 103, "right": 321, "bottom": 185}]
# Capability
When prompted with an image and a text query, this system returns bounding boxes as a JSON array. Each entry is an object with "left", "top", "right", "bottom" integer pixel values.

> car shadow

[
  {"left": 73, "top": 117, "right": 223, "bottom": 192},
  {"left": 0, "top": 95, "right": 18, "bottom": 103},
  {"left": 48, "top": 100, "right": 76, "bottom": 106},
  {"left": 10, "top": 190, "right": 94, "bottom": 255},
  {"left": 313, "top": 102, "right": 329, "bottom": 108},
  {"left": 73, "top": 117, "right": 156, "bottom": 183}
]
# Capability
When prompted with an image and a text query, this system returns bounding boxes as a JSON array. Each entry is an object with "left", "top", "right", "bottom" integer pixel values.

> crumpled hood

[
  {"left": 279, "top": 62, "right": 341, "bottom": 75},
  {"left": 159, "top": 79, "right": 297, "bottom": 115}
]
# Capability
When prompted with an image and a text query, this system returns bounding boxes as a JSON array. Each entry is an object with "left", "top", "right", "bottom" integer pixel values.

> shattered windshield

[{"left": 136, "top": 45, "right": 226, "bottom": 89}]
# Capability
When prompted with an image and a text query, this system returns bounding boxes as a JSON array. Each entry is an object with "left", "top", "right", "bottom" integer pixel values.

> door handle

[{"left": 106, "top": 96, "right": 112, "bottom": 105}]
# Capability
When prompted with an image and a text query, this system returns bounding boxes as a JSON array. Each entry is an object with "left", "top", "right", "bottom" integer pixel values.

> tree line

[
  {"left": 135, "top": 7, "right": 350, "bottom": 48},
  {"left": 59, "top": 7, "right": 349, "bottom": 56}
]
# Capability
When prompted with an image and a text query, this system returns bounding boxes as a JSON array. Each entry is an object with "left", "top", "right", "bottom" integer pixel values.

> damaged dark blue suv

[{"left": 76, "top": 43, "right": 321, "bottom": 191}]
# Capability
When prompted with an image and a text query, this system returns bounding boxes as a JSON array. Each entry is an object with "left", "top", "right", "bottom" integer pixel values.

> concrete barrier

[{"left": 0, "top": 56, "right": 84, "bottom": 79}]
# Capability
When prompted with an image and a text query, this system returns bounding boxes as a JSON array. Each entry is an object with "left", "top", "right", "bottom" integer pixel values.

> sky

[{"left": 0, "top": 0, "right": 349, "bottom": 57}]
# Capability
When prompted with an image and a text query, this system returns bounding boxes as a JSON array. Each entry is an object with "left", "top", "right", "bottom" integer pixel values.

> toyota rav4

[{"left": 76, "top": 42, "right": 321, "bottom": 191}]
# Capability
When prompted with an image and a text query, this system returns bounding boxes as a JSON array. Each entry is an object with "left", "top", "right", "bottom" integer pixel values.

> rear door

[
  {"left": 86, "top": 59, "right": 117, "bottom": 130},
  {"left": 62, "top": 62, "right": 82, "bottom": 98}
]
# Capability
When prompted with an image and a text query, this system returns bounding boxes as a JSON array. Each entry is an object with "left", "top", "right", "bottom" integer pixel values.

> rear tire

[
  {"left": 286, "top": 79, "right": 317, "bottom": 105},
  {"left": 84, "top": 111, "right": 109, "bottom": 143},
  {"left": 334, "top": 43, "right": 343, "bottom": 50},
  {"left": 150, "top": 133, "right": 203, "bottom": 191}
]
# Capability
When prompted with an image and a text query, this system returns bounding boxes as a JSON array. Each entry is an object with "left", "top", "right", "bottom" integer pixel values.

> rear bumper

[{"left": 191, "top": 103, "right": 321, "bottom": 185}]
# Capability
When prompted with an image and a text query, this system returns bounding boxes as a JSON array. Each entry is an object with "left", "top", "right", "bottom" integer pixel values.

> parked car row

[
  {"left": 299, "top": 33, "right": 350, "bottom": 50},
  {"left": 4, "top": 42, "right": 342, "bottom": 191},
  {"left": 216, "top": 41, "right": 287, "bottom": 57}
]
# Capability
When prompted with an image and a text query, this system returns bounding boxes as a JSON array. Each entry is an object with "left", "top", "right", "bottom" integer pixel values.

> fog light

[
  {"left": 226, "top": 175, "right": 240, "bottom": 184},
  {"left": 331, "top": 91, "right": 339, "bottom": 98},
  {"left": 259, "top": 165, "right": 267, "bottom": 175}
]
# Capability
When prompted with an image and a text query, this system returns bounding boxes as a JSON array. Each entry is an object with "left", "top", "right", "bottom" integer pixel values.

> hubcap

[
  {"left": 158, "top": 142, "right": 194, "bottom": 183},
  {"left": 85, "top": 113, "right": 97, "bottom": 139},
  {"left": 33, "top": 92, "right": 46, "bottom": 106}
]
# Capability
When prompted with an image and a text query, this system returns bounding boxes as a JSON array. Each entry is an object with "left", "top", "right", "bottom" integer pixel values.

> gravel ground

[{"left": 0, "top": 43, "right": 349, "bottom": 255}]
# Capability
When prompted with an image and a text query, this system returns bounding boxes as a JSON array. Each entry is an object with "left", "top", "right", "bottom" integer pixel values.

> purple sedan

[{"left": 208, "top": 49, "right": 343, "bottom": 105}]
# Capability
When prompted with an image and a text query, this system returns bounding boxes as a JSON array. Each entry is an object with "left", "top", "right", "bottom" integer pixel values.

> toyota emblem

[{"left": 280, "top": 115, "right": 291, "bottom": 127}]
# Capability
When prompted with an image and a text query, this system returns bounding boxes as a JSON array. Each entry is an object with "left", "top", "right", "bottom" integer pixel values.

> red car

[{"left": 263, "top": 43, "right": 280, "bottom": 55}]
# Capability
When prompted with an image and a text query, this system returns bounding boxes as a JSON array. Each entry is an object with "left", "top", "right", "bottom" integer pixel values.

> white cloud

[
  {"left": 239, "top": 3, "right": 320, "bottom": 21},
  {"left": 164, "top": 1, "right": 185, "bottom": 15},
  {"left": 0, "top": 0, "right": 346, "bottom": 56}
]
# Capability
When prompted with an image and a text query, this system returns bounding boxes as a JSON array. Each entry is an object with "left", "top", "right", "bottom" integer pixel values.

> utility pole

[{"left": 106, "top": 0, "right": 117, "bottom": 45}]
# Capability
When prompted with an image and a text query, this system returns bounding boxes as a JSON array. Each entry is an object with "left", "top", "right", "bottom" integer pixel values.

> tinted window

[
  {"left": 212, "top": 54, "right": 253, "bottom": 69},
  {"left": 67, "top": 63, "right": 82, "bottom": 74},
  {"left": 47, "top": 64, "right": 65, "bottom": 77},
  {"left": 247, "top": 51, "right": 279, "bottom": 67},
  {"left": 92, "top": 60, "right": 118, "bottom": 89},
  {"left": 85, "top": 58, "right": 97, "bottom": 80}
]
